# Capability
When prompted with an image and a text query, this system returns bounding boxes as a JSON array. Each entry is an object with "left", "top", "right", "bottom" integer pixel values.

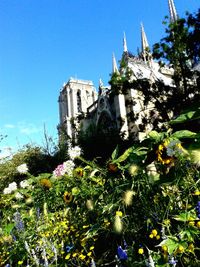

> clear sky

[{"left": 0, "top": 0, "right": 199, "bottom": 158}]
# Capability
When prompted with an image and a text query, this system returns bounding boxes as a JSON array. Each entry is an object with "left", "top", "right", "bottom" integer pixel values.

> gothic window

[{"left": 77, "top": 90, "right": 82, "bottom": 113}]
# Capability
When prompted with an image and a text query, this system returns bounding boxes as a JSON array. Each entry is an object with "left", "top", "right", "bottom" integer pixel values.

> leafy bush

[{"left": 1, "top": 117, "right": 200, "bottom": 266}]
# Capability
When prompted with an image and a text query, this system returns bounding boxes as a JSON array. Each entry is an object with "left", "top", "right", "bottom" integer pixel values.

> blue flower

[
  {"left": 65, "top": 245, "right": 73, "bottom": 253},
  {"left": 117, "top": 246, "right": 128, "bottom": 260}
]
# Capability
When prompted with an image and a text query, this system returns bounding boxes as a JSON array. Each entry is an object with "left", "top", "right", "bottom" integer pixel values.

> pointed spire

[
  {"left": 112, "top": 53, "right": 119, "bottom": 74},
  {"left": 141, "top": 23, "right": 149, "bottom": 54},
  {"left": 168, "top": 0, "right": 178, "bottom": 23},
  {"left": 99, "top": 78, "right": 103, "bottom": 88},
  {"left": 123, "top": 32, "right": 128, "bottom": 53}
]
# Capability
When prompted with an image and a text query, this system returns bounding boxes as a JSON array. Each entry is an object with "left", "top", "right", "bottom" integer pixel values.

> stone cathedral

[{"left": 58, "top": 0, "right": 178, "bottom": 141}]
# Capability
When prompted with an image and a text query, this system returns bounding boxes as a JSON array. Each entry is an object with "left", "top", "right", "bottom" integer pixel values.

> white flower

[
  {"left": 68, "top": 146, "right": 81, "bottom": 160},
  {"left": 15, "top": 192, "right": 24, "bottom": 200},
  {"left": 3, "top": 187, "right": 12, "bottom": 194},
  {"left": 16, "top": 163, "right": 28, "bottom": 174},
  {"left": 8, "top": 182, "right": 17, "bottom": 192},
  {"left": 63, "top": 160, "right": 75, "bottom": 176},
  {"left": 20, "top": 180, "right": 29, "bottom": 188}
]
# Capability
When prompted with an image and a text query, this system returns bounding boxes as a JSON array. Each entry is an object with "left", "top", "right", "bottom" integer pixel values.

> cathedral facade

[{"left": 58, "top": 0, "right": 177, "bottom": 141}]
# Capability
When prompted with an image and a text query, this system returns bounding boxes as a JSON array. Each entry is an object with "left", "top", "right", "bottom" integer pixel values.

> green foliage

[{"left": 1, "top": 116, "right": 200, "bottom": 266}]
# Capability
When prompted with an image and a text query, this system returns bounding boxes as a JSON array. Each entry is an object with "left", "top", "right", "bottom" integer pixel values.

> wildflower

[
  {"left": 53, "top": 163, "right": 66, "bottom": 177},
  {"left": 188, "top": 243, "right": 194, "bottom": 252},
  {"left": 196, "top": 221, "right": 200, "bottom": 228},
  {"left": 114, "top": 215, "right": 123, "bottom": 233},
  {"left": 156, "top": 140, "right": 174, "bottom": 165},
  {"left": 117, "top": 246, "right": 128, "bottom": 260},
  {"left": 65, "top": 253, "right": 71, "bottom": 260},
  {"left": 86, "top": 199, "right": 94, "bottom": 210},
  {"left": 162, "top": 245, "right": 168, "bottom": 253},
  {"left": 168, "top": 256, "right": 177, "bottom": 266},
  {"left": 87, "top": 251, "right": 92, "bottom": 257},
  {"left": 79, "top": 254, "right": 86, "bottom": 260},
  {"left": 20, "top": 180, "right": 29, "bottom": 188},
  {"left": 149, "top": 234, "right": 154, "bottom": 239},
  {"left": 15, "top": 192, "right": 24, "bottom": 200},
  {"left": 193, "top": 190, "right": 200, "bottom": 196},
  {"left": 66, "top": 245, "right": 73, "bottom": 253},
  {"left": 16, "top": 163, "right": 28, "bottom": 174},
  {"left": 3, "top": 187, "right": 12, "bottom": 194},
  {"left": 63, "top": 192, "right": 73, "bottom": 204},
  {"left": 18, "top": 261, "right": 23, "bottom": 265},
  {"left": 74, "top": 167, "right": 84, "bottom": 177},
  {"left": 176, "top": 245, "right": 184, "bottom": 254},
  {"left": 151, "top": 229, "right": 158, "bottom": 237},
  {"left": 116, "top": 211, "right": 123, "bottom": 217},
  {"left": 13, "top": 211, "right": 24, "bottom": 232},
  {"left": 40, "top": 178, "right": 52, "bottom": 189},
  {"left": 68, "top": 146, "right": 81, "bottom": 160},
  {"left": 129, "top": 164, "right": 139, "bottom": 176},
  {"left": 63, "top": 160, "right": 75, "bottom": 176},
  {"left": 138, "top": 248, "right": 144, "bottom": 254},
  {"left": 89, "top": 246, "right": 95, "bottom": 250},
  {"left": 123, "top": 190, "right": 134, "bottom": 206},
  {"left": 190, "top": 149, "right": 200, "bottom": 166}
]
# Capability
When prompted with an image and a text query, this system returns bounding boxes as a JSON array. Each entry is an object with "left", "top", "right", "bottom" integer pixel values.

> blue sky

[{"left": 0, "top": 0, "right": 199, "bottom": 158}]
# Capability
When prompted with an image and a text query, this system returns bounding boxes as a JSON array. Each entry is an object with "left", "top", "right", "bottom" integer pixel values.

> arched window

[{"left": 77, "top": 90, "right": 82, "bottom": 113}]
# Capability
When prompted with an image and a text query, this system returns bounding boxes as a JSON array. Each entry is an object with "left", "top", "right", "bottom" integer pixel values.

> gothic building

[{"left": 58, "top": 0, "right": 178, "bottom": 141}]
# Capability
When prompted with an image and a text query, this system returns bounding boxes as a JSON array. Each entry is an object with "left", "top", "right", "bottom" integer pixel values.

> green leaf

[
  {"left": 111, "top": 145, "right": 119, "bottom": 160},
  {"left": 171, "top": 130, "right": 197, "bottom": 139},
  {"left": 116, "top": 147, "right": 133, "bottom": 163},
  {"left": 3, "top": 223, "right": 14, "bottom": 235},
  {"left": 173, "top": 210, "right": 196, "bottom": 222},
  {"left": 170, "top": 111, "right": 195, "bottom": 124},
  {"left": 158, "top": 237, "right": 179, "bottom": 254},
  {"left": 148, "top": 131, "right": 163, "bottom": 142}
]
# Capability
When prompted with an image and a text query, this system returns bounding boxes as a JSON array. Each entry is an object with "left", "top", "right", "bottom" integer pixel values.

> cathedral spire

[
  {"left": 123, "top": 32, "right": 128, "bottom": 53},
  {"left": 112, "top": 53, "right": 119, "bottom": 74},
  {"left": 168, "top": 0, "right": 178, "bottom": 23},
  {"left": 141, "top": 23, "right": 151, "bottom": 63},
  {"left": 141, "top": 23, "right": 149, "bottom": 55}
]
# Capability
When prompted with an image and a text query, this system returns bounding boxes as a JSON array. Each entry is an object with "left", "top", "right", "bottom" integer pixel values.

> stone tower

[{"left": 58, "top": 78, "right": 97, "bottom": 139}]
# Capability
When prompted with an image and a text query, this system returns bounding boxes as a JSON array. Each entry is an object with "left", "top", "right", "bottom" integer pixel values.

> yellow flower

[
  {"left": 65, "top": 253, "right": 71, "bottom": 260},
  {"left": 177, "top": 245, "right": 184, "bottom": 254},
  {"left": 156, "top": 140, "right": 174, "bottom": 165},
  {"left": 138, "top": 248, "right": 144, "bottom": 254},
  {"left": 151, "top": 229, "right": 158, "bottom": 237},
  {"left": 40, "top": 178, "right": 52, "bottom": 189},
  {"left": 63, "top": 192, "right": 73, "bottom": 204},
  {"left": 89, "top": 246, "right": 95, "bottom": 250},
  {"left": 188, "top": 243, "right": 194, "bottom": 252},
  {"left": 74, "top": 167, "right": 84, "bottom": 177},
  {"left": 156, "top": 235, "right": 160, "bottom": 240},
  {"left": 79, "top": 254, "right": 86, "bottom": 260},
  {"left": 193, "top": 190, "right": 200, "bottom": 196},
  {"left": 162, "top": 245, "right": 168, "bottom": 252},
  {"left": 116, "top": 211, "right": 123, "bottom": 217},
  {"left": 149, "top": 234, "right": 154, "bottom": 239},
  {"left": 87, "top": 251, "right": 92, "bottom": 257},
  {"left": 18, "top": 261, "right": 23, "bottom": 265},
  {"left": 188, "top": 221, "right": 195, "bottom": 227},
  {"left": 196, "top": 221, "right": 200, "bottom": 228}
]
